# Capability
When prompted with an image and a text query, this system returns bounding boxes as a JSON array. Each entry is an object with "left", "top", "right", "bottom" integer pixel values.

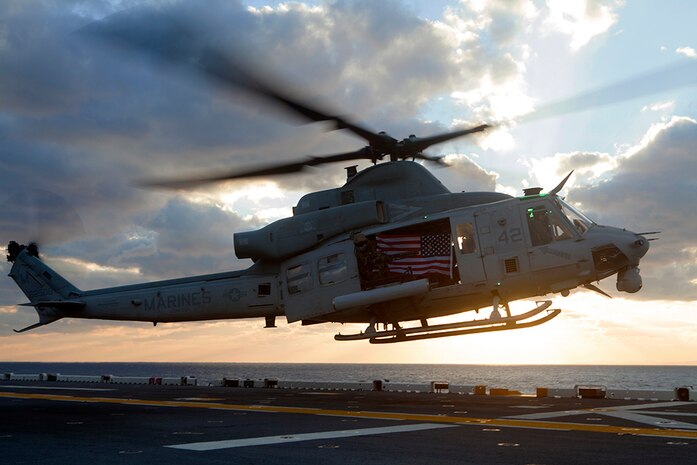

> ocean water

[{"left": 1, "top": 362, "right": 694, "bottom": 393}]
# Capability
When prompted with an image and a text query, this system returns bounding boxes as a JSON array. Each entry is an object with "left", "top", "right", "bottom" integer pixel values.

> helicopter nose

[
  {"left": 615, "top": 232, "right": 650, "bottom": 294},
  {"left": 590, "top": 228, "right": 652, "bottom": 294},
  {"left": 629, "top": 234, "right": 650, "bottom": 261}
]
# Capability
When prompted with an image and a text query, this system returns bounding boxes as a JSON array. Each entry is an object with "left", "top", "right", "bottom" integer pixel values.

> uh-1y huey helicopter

[{"left": 6, "top": 13, "right": 658, "bottom": 343}]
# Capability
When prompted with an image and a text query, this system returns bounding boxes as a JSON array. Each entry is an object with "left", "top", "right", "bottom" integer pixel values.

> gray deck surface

[{"left": 1, "top": 381, "right": 695, "bottom": 464}]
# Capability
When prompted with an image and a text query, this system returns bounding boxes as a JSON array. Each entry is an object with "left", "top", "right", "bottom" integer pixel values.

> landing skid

[{"left": 334, "top": 301, "right": 560, "bottom": 344}]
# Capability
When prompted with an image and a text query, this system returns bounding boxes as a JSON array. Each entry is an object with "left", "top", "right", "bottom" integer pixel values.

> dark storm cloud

[
  {"left": 0, "top": 2, "right": 88, "bottom": 116},
  {"left": 57, "top": 197, "right": 253, "bottom": 280},
  {"left": 569, "top": 117, "right": 697, "bottom": 301},
  {"left": 0, "top": 189, "right": 86, "bottom": 245},
  {"left": 0, "top": 2, "right": 291, "bottom": 261},
  {"left": 0, "top": 195, "right": 250, "bottom": 318},
  {"left": 142, "top": 197, "right": 250, "bottom": 276},
  {"left": 1, "top": 0, "right": 526, "bottom": 318}
]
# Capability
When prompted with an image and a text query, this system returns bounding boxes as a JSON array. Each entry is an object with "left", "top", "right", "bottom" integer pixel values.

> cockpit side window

[
  {"left": 526, "top": 204, "right": 573, "bottom": 246},
  {"left": 527, "top": 206, "right": 552, "bottom": 246},
  {"left": 549, "top": 215, "right": 573, "bottom": 241},
  {"left": 556, "top": 199, "right": 594, "bottom": 235}
]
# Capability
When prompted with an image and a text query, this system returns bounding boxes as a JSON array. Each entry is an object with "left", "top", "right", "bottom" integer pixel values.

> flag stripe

[{"left": 376, "top": 233, "right": 452, "bottom": 277}]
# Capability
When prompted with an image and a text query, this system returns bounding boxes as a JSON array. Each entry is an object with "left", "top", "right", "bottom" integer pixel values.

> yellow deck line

[{"left": 2, "top": 391, "right": 696, "bottom": 440}]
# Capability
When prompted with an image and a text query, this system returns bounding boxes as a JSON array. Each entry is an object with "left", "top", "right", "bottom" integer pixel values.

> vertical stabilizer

[
  {"left": 7, "top": 244, "right": 81, "bottom": 303},
  {"left": 7, "top": 243, "right": 83, "bottom": 332}
]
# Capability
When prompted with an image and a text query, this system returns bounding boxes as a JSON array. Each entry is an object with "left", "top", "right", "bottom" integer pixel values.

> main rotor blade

[
  {"left": 197, "top": 47, "right": 396, "bottom": 148},
  {"left": 522, "top": 60, "right": 697, "bottom": 123},
  {"left": 138, "top": 148, "right": 375, "bottom": 189},
  {"left": 80, "top": 12, "right": 386, "bottom": 147},
  {"left": 413, "top": 153, "right": 448, "bottom": 166},
  {"left": 405, "top": 124, "right": 490, "bottom": 152}
]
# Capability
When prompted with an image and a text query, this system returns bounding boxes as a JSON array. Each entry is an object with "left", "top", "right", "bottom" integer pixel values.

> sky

[{"left": 1, "top": 0, "right": 696, "bottom": 364}]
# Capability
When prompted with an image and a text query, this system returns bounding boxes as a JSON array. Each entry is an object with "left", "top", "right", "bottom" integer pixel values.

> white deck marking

[
  {"left": 506, "top": 410, "right": 586, "bottom": 420},
  {"left": 647, "top": 411, "right": 697, "bottom": 417},
  {"left": 612, "top": 401, "right": 694, "bottom": 411},
  {"left": 165, "top": 423, "right": 456, "bottom": 451},
  {"left": 506, "top": 401, "right": 697, "bottom": 430},
  {"left": 602, "top": 411, "right": 697, "bottom": 430}
]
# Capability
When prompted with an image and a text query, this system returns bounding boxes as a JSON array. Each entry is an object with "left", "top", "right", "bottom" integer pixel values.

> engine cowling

[{"left": 234, "top": 200, "right": 386, "bottom": 261}]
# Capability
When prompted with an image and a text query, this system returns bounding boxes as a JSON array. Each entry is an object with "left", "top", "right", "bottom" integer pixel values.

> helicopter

[{"left": 5, "top": 13, "right": 660, "bottom": 343}]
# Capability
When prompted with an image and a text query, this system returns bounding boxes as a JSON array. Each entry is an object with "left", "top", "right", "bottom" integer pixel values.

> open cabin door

[{"left": 354, "top": 218, "right": 458, "bottom": 290}]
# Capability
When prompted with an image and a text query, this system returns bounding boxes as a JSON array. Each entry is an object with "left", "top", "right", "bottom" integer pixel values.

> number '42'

[{"left": 497, "top": 227, "right": 523, "bottom": 244}]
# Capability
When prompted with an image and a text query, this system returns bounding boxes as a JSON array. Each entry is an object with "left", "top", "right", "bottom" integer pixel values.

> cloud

[
  {"left": 519, "top": 116, "right": 697, "bottom": 301},
  {"left": 527, "top": 150, "right": 616, "bottom": 190},
  {"left": 63, "top": 197, "right": 254, "bottom": 283},
  {"left": 0, "top": 0, "right": 536, "bottom": 266},
  {"left": 544, "top": 0, "right": 623, "bottom": 51},
  {"left": 568, "top": 116, "right": 697, "bottom": 300},
  {"left": 5, "top": 0, "right": 692, "bottom": 365},
  {"left": 676, "top": 46, "right": 697, "bottom": 59},
  {"left": 641, "top": 100, "right": 675, "bottom": 113},
  {"left": 439, "top": 0, "right": 538, "bottom": 122},
  {"left": 439, "top": 153, "right": 498, "bottom": 191}
]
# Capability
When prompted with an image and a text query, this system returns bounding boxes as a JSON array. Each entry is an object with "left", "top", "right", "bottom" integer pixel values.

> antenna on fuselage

[{"left": 548, "top": 171, "right": 574, "bottom": 196}]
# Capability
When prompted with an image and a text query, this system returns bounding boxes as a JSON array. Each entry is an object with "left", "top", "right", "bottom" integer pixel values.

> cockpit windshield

[{"left": 556, "top": 199, "right": 595, "bottom": 234}]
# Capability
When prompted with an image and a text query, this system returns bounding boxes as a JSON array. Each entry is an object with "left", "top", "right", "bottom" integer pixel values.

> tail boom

[{"left": 7, "top": 242, "right": 281, "bottom": 332}]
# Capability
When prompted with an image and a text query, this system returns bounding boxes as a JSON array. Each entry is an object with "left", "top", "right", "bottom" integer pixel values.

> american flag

[{"left": 376, "top": 233, "right": 452, "bottom": 277}]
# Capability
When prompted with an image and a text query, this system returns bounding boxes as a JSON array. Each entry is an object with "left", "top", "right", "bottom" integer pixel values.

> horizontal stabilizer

[
  {"left": 14, "top": 299, "right": 83, "bottom": 333},
  {"left": 19, "top": 300, "right": 86, "bottom": 310}
]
